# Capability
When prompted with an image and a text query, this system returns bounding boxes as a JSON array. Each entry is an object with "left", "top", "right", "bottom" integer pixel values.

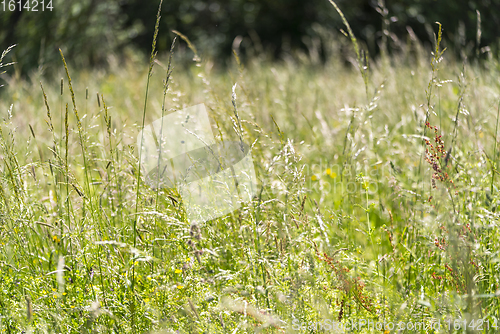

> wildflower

[
  {"left": 326, "top": 168, "right": 332, "bottom": 175},
  {"left": 311, "top": 175, "right": 318, "bottom": 181},
  {"left": 174, "top": 269, "right": 182, "bottom": 274},
  {"left": 424, "top": 122, "right": 455, "bottom": 190},
  {"left": 432, "top": 272, "right": 442, "bottom": 280},
  {"left": 177, "top": 285, "right": 184, "bottom": 289}
]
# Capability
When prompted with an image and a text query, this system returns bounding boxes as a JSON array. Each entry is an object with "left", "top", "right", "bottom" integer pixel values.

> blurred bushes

[
  {"left": 0, "top": 0, "right": 140, "bottom": 76},
  {"left": 1, "top": 0, "right": 499, "bottom": 76},
  {"left": 122, "top": 0, "right": 500, "bottom": 64}
]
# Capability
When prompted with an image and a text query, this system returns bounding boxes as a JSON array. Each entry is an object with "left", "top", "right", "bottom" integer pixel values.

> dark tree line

[{"left": 1, "top": 0, "right": 499, "bottom": 75}]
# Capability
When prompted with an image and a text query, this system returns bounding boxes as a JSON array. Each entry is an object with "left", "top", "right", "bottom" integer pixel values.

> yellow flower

[
  {"left": 177, "top": 285, "right": 184, "bottom": 289},
  {"left": 330, "top": 172, "right": 337, "bottom": 179},
  {"left": 311, "top": 175, "right": 318, "bottom": 181},
  {"left": 185, "top": 258, "right": 191, "bottom": 262},
  {"left": 175, "top": 269, "right": 182, "bottom": 274},
  {"left": 326, "top": 168, "right": 332, "bottom": 175},
  {"left": 479, "top": 132, "right": 484, "bottom": 138}
]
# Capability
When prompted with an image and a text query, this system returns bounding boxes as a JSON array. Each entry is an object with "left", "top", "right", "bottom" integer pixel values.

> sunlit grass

[{"left": 0, "top": 18, "right": 500, "bottom": 334}]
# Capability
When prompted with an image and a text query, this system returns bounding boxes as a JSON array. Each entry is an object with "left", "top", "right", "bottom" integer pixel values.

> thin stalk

[
  {"left": 154, "top": 37, "right": 177, "bottom": 274},
  {"left": 133, "top": 0, "right": 164, "bottom": 330},
  {"left": 491, "top": 100, "right": 500, "bottom": 194}
]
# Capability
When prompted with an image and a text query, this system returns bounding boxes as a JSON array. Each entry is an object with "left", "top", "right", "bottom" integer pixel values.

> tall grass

[{"left": 0, "top": 4, "right": 500, "bottom": 333}]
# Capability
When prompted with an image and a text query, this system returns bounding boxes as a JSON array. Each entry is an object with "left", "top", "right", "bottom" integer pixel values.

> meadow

[{"left": 0, "top": 5, "right": 500, "bottom": 333}]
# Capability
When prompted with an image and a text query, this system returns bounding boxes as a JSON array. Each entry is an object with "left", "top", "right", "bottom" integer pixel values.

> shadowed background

[{"left": 1, "top": 0, "right": 499, "bottom": 76}]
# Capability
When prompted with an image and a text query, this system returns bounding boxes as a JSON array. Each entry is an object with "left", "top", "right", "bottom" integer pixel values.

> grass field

[{"left": 1, "top": 7, "right": 500, "bottom": 333}]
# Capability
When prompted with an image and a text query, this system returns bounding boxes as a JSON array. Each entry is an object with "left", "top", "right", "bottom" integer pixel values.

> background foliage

[{"left": 1, "top": 0, "right": 500, "bottom": 76}]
